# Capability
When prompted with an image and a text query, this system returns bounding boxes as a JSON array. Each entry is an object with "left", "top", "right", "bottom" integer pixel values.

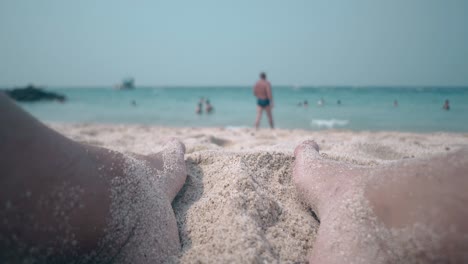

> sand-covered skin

[{"left": 50, "top": 123, "right": 468, "bottom": 263}]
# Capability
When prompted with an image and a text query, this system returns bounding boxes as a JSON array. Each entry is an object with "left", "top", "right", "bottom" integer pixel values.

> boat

[{"left": 114, "top": 78, "right": 135, "bottom": 89}]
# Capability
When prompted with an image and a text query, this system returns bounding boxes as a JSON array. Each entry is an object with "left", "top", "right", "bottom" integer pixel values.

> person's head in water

[{"left": 260, "top": 72, "right": 267, "bottom": 80}]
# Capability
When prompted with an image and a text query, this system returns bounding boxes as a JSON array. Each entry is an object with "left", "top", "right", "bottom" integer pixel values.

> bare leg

[
  {"left": 0, "top": 93, "right": 187, "bottom": 263},
  {"left": 254, "top": 106, "right": 263, "bottom": 130},
  {"left": 265, "top": 106, "right": 274, "bottom": 129},
  {"left": 293, "top": 140, "right": 468, "bottom": 263}
]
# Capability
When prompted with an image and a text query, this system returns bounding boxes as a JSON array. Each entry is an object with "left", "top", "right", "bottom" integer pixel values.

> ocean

[{"left": 15, "top": 86, "right": 468, "bottom": 132}]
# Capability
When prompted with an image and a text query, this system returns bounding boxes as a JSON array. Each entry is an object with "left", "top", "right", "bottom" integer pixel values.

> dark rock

[{"left": 4, "top": 85, "right": 66, "bottom": 102}]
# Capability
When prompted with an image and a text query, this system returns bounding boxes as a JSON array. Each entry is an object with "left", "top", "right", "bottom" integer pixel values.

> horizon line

[{"left": 2, "top": 84, "right": 468, "bottom": 89}]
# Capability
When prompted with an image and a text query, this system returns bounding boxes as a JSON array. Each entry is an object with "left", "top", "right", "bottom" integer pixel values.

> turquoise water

[{"left": 16, "top": 86, "right": 468, "bottom": 132}]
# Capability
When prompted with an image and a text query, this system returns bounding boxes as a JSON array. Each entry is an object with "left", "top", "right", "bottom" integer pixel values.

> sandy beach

[{"left": 50, "top": 123, "right": 468, "bottom": 263}]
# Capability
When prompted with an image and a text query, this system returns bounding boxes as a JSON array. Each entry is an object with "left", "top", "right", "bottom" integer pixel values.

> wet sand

[{"left": 50, "top": 123, "right": 468, "bottom": 263}]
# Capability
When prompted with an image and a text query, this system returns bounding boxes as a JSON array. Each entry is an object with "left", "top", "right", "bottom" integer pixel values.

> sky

[{"left": 1, "top": 0, "right": 467, "bottom": 87}]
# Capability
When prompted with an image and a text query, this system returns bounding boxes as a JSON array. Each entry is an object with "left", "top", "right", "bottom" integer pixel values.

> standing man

[{"left": 253, "top": 72, "right": 274, "bottom": 129}]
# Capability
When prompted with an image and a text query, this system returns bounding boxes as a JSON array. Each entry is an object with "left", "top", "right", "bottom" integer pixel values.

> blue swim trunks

[{"left": 257, "top": 98, "right": 270, "bottom": 107}]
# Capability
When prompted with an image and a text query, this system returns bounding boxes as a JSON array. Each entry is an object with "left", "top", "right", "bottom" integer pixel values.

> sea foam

[{"left": 311, "top": 119, "right": 349, "bottom": 129}]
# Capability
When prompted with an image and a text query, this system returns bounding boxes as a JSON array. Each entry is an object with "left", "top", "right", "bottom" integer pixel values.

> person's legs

[
  {"left": 0, "top": 92, "right": 187, "bottom": 263},
  {"left": 293, "top": 140, "right": 468, "bottom": 263},
  {"left": 254, "top": 106, "right": 263, "bottom": 129},
  {"left": 265, "top": 106, "right": 274, "bottom": 129}
]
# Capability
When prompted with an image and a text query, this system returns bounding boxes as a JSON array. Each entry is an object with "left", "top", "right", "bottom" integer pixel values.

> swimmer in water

[
  {"left": 195, "top": 98, "right": 203, "bottom": 114},
  {"left": 205, "top": 99, "right": 214, "bottom": 113},
  {"left": 443, "top": 99, "right": 450, "bottom": 110}
]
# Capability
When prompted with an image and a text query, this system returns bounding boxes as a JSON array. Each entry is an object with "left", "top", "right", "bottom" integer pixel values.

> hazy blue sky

[{"left": 1, "top": 0, "right": 467, "bottom": 86}]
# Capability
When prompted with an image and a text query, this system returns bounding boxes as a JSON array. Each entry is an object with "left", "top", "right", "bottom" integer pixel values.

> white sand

[{"left": 50, "top": 123, "right": 468, "bottom": 263}]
